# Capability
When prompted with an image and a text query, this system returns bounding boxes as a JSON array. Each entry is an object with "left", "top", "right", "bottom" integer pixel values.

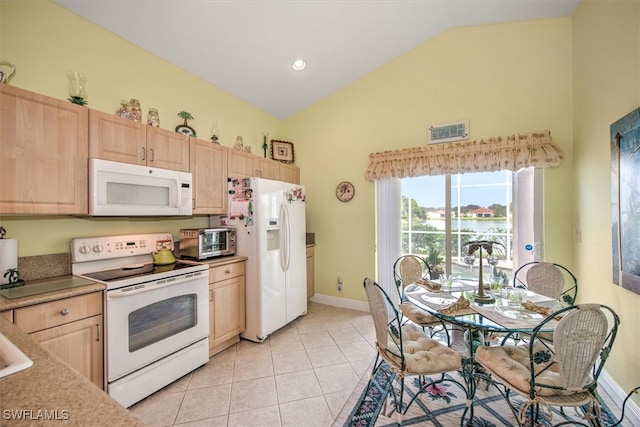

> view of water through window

[{"left": 401, "top": 171, "right": 514, "bottom": 284}]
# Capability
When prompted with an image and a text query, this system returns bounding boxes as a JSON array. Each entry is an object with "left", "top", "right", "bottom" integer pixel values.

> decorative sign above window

[{"left": 427, "top": 119, "right": 469, "bottom": 144}]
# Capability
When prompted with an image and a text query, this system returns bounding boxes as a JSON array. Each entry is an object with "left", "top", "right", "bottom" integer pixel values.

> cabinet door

[
  {"left": 211, "top": 276, "right": 245, "bottom": 346},
  {"left": 1, "top": 310, "right": 13, "bottom": 322},
  {"left": 228, "top": 149, "right": 257, "bottom": 178},
  {"left": 89, "top": 109, "right": 146, "bottom": 166},
  {"left": 280, "top": 163, "right": 300, "bottom": 184},
  {"left": 0, "top": 84, "right": 88, "bottom": 214},
  {"left": 306, "top": 247, "right": 315, "bottom": 299},
  {"left": 146, "top": 126, "right": 190, "bottom": 172},
  {"left": 30, "top": 314, "right": 104, "bottom": 389},
  {"left": 255, "top": 157, "right": 280, "bottom": 180},
  {"left": 191, "top": 139, "right": 228, "bottom": 214}
]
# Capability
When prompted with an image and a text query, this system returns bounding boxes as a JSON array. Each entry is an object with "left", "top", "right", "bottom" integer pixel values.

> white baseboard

[
  {"left": 309, "top": 293, "right": 370, "bottom": 312},
  {"left": 597, "top": 370, "right": 640, "bottom": 425}
]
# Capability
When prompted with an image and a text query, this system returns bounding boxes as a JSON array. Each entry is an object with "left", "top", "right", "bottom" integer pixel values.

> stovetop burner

[{"left": 82, "top": 261, "right": 199, "bottom": 283}]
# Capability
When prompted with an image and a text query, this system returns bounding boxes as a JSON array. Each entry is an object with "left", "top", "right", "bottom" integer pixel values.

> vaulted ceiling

[{"left": 53, "top": 0, "right": 580, "bottom": 119}]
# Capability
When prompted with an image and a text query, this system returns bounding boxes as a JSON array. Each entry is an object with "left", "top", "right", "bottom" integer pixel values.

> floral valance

[{"left": 365, "top": 130, "right": 563, "bottom": 181}]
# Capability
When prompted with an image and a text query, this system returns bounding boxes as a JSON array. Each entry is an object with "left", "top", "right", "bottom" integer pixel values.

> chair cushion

[
  {"left": 475, "top": 345, "right": 580, "bottom": 397},
  {"left": 383, "top": 324, "right": 461, "bottom": 375},
  {"left": 399, "top": 302, "right": 439, "bottom": 325}
]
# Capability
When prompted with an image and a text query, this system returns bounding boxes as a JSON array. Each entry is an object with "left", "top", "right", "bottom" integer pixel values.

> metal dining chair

[
  {"left": 470, "top": 304, "right": 620, "bottom": 427},
  {"left": 362, "top": 277, "right": 467, "bottom": 425},
  {"left": 393, "top": 255, "right": 451, "bottom": 345}
]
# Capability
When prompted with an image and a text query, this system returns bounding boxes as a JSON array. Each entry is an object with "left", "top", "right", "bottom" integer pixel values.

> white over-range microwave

[{"left": 89, "top": 158, "right": 193, "bottom": 216}]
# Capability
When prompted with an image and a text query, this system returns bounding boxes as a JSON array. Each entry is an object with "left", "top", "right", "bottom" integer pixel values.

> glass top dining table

[{"left": 404, "top": 279, "right": 563, "bottom": 342}]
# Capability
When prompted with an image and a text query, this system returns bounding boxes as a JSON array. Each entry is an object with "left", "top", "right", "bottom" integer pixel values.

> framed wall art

[
  {"left": 427, "top": 119, "right": 469, "bottom": 144},
  {"left": 611, "top": 107, "right": 640, "bottom": 295},
  {"left": 271, "top": 140, "right": 295, "bottom": 163}
]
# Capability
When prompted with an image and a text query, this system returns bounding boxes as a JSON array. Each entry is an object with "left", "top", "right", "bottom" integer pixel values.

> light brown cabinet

[
  {"left": 13, "top": 292, "right": 104, "bottom": 389},
  {"left": 190, "top": 138, "right": 228, "bottom": 214},
  {"left": 254, "top": 157, "right": 280, "bottom": 180},
  {"left": 0, "top": 84, "right": 89, "bottom": 215},
  {"left": 89, "top": 109, "right": 190, "bottom": 172},
  {"left": 208, "top": 260, "right": 245, "bottom": 356},
  {"left": 1, "top": 310, "right": 13, "bottom": 322},
  {"left": 228, "top": 148, "right": 300, "bottom": 183},
  {"left": 280, "top": 163, "right": 301, "bottom": 184},
  {"left": 306, "top": 246, "right": 315, "bottom": 300}
]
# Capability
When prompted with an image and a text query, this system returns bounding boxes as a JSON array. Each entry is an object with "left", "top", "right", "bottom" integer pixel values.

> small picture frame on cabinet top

[{"left": 271, "top": 140, "right": 295, "bottom": 163}]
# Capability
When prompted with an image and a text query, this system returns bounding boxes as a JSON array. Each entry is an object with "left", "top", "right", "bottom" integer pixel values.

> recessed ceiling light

[{"left": 291, "top": 59, "right": 307, "bottom": 71}]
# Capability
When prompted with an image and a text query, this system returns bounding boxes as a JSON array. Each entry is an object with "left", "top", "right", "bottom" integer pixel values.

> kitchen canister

[{"left": 0, "top": 227, "right": 18, "bottom": 286}]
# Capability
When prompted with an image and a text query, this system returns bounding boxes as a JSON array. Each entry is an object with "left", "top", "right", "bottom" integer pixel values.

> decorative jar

[{"left": 147, "top": 108, "right": 160, "bottom": 127}]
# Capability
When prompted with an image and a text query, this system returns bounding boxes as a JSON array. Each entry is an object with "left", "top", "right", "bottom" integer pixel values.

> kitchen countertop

[
  {"left": 0, "top": 316, "right": 144, "bottom": 426},
  {"left": 0, "top": 276, "right": 105, "bottom": 312}
]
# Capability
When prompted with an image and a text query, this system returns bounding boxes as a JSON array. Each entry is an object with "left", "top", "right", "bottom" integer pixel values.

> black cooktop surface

[{"left": 83, "top": 261, "right": 198, "bottom": 283}]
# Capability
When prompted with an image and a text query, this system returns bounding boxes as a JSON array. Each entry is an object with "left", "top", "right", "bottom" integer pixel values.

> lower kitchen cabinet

[
  {"left": 306, "top": 246, "right": 315, "bottom": 299},
  {"left": 13, "top": 292, "right": 104, "bottom": 389},
  {"left": 1, "top": 310, "right": 13, "bottom": 322},
  {"left": 208, "top": 260, "right": 246, "bottom": 356}
]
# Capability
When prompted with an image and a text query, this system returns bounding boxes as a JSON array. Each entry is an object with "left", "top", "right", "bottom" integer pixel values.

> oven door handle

[{"left": 107, "top": 272, "right": 206, "bottom": 298}]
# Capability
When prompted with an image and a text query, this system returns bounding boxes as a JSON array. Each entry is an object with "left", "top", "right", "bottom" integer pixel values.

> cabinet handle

[
  {"left": 150, "top": 148, "right": 155, "bottom": 162},
  {"left": 96, "top": 324, "right": 101, "bottom": 342},
  {"left": 225, "top": 269, "right": 231, "bottom": 275},
  {"left": 60, "top": 308, "right": 69, "bottom": 316},
  {"left": 141, "top": 147, "right": 146, "bottom": 161},
  {"left": 209, "top": 289, "right": 213, "bottom": 301}
]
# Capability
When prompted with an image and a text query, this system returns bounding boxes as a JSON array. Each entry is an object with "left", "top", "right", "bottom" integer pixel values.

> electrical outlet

[{"left": 337, "top": 276, "right": 343, "bottom": 291}]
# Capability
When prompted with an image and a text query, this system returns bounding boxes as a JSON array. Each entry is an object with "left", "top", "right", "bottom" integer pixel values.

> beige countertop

[{"left": 0, "top": 316, "right": 144, "bottom": 426}]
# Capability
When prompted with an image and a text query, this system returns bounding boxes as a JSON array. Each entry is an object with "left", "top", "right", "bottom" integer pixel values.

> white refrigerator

[{"left": 220, "top": 177, "right": 307, "bottom": 342}]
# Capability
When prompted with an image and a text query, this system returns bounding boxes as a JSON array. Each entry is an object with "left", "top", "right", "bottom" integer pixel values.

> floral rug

[{"left": 344, "top": 361, "right": 618, "bottom": 427}]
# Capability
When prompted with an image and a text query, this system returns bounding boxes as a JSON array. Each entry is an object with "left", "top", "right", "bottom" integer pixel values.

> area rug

[{"left": 344, "top": 361, "right": 618, "bottom": 427}]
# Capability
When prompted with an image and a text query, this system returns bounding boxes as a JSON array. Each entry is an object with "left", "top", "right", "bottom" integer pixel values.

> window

[
  {"left": 401, "top": 171, "right": 513, "bottom": 283},
  {"left": 376, "top": 168, "right": 541, "bottom": 296}
]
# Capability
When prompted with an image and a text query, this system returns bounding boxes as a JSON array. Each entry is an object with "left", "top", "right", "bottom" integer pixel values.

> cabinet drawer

[
  {"left": 209, "top": 262, "right": 245, "bottom": 283},
  {"left": 14, "top": 292, "right": 103, "bottom": 334}
]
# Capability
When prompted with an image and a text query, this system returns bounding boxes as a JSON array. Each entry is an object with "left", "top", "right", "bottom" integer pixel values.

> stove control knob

[
  {"left": 78, "top": 244, "right": 91, "bottom": 255},
  {"left": 92, "top": 244, "right": 104, "bottom": 254}
]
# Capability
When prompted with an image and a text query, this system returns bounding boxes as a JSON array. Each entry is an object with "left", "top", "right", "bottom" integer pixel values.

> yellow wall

[
  {"left": 287, "top": 18, "right": 574, "bottom": 301},
  {"left": 573, "top": 0, "right": 640, "bottom": 404},
  {"left": 2, "top": 0, "right": 637, "bottom": 404},
  {"left": 0, "top": 0, "right": 283, "bottom": 254}
]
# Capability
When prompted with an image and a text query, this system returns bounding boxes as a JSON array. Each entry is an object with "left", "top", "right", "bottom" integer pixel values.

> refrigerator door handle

[{"left": 280, "top": 202, "right": 291, "bottom": 271}]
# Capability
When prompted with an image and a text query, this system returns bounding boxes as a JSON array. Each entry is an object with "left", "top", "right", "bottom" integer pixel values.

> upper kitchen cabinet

[
  {"left": 254, "top": 157, "right": 280, "bottom": 180},
  {"left": 190, "top": 138, "right": 228, "bottom": 214},
  {"left": 0, "top": 85, "right": 89, "bottom": 215},
  {"left": 280, "top": 163, "right": 300, "bottom": 184},
  {"left": 227, "top": 149, "right": 256, "bottom": 178},
  {"left": 89, "top": 110, "right": 189, "bottom": 172},
  {"left": 228, "top": 149, "right": 299, "bottom": 183}
]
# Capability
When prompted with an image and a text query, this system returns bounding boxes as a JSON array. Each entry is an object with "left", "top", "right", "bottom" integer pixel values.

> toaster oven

[{"left": 179, "top": 228, "right": 236, "bottom": 260}]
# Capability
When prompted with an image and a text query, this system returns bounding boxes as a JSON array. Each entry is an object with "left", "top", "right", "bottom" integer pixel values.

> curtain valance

[{"left": 365, "top": 130, "right": 563, "bottom": 181}]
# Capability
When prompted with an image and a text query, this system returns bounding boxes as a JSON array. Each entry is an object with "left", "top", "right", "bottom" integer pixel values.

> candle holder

[
  {"left": 462, "top": 240, "right": 505, "bottom": 304},
  {"left": 66, "top": 71, "right": 87, "bottom": 106}
]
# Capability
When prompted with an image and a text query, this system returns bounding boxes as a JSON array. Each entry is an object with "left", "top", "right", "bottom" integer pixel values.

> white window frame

[{"left": 376, "top": 168, "right": 543, "bottom": 288}]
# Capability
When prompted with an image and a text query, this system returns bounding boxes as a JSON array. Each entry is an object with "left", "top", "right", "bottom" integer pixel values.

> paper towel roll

[{"left": 0, "top": 239, "right": 18, "bottom": 285}]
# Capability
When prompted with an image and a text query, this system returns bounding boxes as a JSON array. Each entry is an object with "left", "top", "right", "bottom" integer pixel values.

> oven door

[{"left": 106, "top": 271, "right": 209, "bottom": 382}]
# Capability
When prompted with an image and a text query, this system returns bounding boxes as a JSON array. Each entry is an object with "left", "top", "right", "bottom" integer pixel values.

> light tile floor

[{"left": 129, "top": 302, "right": 376, "bottom": 426}]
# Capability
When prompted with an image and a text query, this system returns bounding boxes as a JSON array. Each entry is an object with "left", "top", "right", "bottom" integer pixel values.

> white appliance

[
  {"left": 89, "top": 158, "right": 193, "bottom": 216},
  {"left": 221, "top": 178, "right": 307, "bottom": 342},
  {"left": 71, "top": 233, "right": 209, "bottom": 408}
]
